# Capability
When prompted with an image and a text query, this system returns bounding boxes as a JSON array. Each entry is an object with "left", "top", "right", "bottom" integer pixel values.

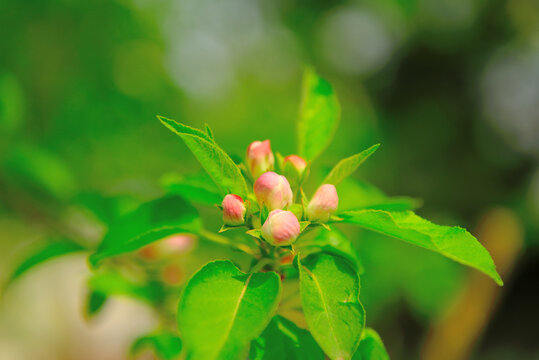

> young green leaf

[
  {"left": 323, "top": 144, "right": 380, "bottom": 185},
  {"left": 160, "top": 116, "right": 214, "bottom": 142},
  {"left": 161, "top": 172, "right": 222, "bottom": 206},
  {"left": 302, "top": 228, "right": 364, "bottom": 274},
  {"left": 131, "top": 332, "right": 183, "bottom": 360},
  {"left": 159, "top": 116, "right": 248, "bottom": 198},
  {"left": 5, "top": 240, "right": 85, "bottom": 288},
  {"left": 299, "top": 253, "right": 365, "bottom": 360},
  {"left": 337, "top": 178, "right": 421, "bottom": 212},
  {"left": 3, "top": 144, "right": 77, "bottom": 201},
  {"left": 84, "top": 290, "right": 108, "bottom": 319},
  {"left": 177, "top": 260, "right": 281, "bottom": 360},
  {"left": 205, "top": 123, "right": 215, "bottom": 140},
  {"left": 339, "top": 210, "right": 503, "bottom": 285},
  {"left": 250, "top": 315, "right": 324, "bottom": 360},
  {"left": 297, "top": 68, "right": 340, "bottom": 161},
  {"left": 89, "top": 195, "right": 200, "bottom": 267},
  {"left": 88, "top": 272, "right": 165, "bottom": 304},
  {"left": 352, "top": 328, "right": 389, "bottom": 360}
]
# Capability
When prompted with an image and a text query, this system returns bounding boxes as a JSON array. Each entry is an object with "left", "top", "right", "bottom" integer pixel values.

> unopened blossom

[
  {"left": 138, "top": 234, "right": 196, "bottom": 260},
  {"left": 261, "top": 209, "right": 301, "bottom": 246},
  {"left": 254, "top": 171, "right": 293, "bottom": 210},
  {"left": 247, "top": 140, "right": 275, "bottom": 178},
  {"left": 283, "top": 155, "right": 307, "bottom": 176},
  {"left": 222, "top": 194, "right": 246, "bottom": 226},
  {"left": 307, "top": 184, "right": 338, "bottom": 222}
]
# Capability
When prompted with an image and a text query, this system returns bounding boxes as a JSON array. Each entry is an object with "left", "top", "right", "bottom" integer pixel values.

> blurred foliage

[{"left": 0, "top": 0, "right": 538, "bottom": 359}]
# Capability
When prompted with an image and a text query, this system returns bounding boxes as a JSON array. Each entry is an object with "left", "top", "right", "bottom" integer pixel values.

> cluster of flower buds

[{"left": 220, "top": 140, "right": 339, "bottom": 246}]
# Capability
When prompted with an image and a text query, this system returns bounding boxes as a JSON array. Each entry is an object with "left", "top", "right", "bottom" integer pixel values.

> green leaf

[
  {"left": 89, "top": 195, "right": 200, "bottom": 267},
  {"left": 250, "top": 315, "right": 324, "bottom": 360},
  {"left": 131, "top": 332, "right": 183, "bottom": 360},
  {"left": 205, "top": 123, "right": 215, "bottom": 140},
  {"left": 339, "top": 210, "right": 503, "bottom": 285},
  {"left": 160, "top": 116, "right": 214, "bottom": 142},
  {"left": 297, "top": 68, "right": 340, "bottom": 161},
  {"left": 2, "top": 144, "right": 77, "bottom": 200},
  {"left": 352, "top": 328, "right": 389, "bottom": 360},
  {"left": 88, "top": 272, "right": 164, "bottom": 304},
  {"left": 161, "top": 172, "right": 222, "bottom": 206},
  {"left": 299, "top": 253, "right": 366, "bottom": 360},
  {"left": 178, "top": 260, "right": 281, "bottom": 360},
  {"left": 305, "top": 228, "right": 364, "bottom": 274},
  {"left": 337, "top": 179, "right": 421, "bottom": 212},
  {"left": 5, "top": 240, "right": 85, "bottom": 288},
  {"left": 246, "top": 229, "right": 262, "bottom": 240},
  {"left": 159, "top": 116, "right": 248, "bottom": 198},
  {"left": 84, "top": 290, "right": 108, "bottom": 319},
  {"left": 323, "top": 144, "right": 380, "bottom": 185},
  {"left": 76, "top": 192, "right": 142, "bottom": 225}
]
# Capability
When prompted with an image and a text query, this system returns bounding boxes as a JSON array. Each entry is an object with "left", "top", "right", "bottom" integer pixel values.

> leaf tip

[
  {"left": 493, "top": 273, "right": 504, "bottom": 286},
  {"left": 87, "top": 253, "right": 102, "bottom": 270}
]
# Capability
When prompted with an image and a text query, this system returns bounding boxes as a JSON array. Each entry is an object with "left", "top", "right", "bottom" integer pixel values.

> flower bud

[
  {"left": 261, "top": 210, "right": 301, "bottom": 246},
  {"left": 283, "top": 155, "right": 307, "bottom": 176},
  {"left": 247, "top": 140, "right": 275, "bottom": 178},
  {"left": 254, "top": 172, "right": 293, "bottom": 210},
  {"left": 162, "top": 234, "right": 196, "bottom": 253},
  {"left": 222, "top": 194, "right": 246, "bottom": 226},
  {"left": 138, "top": 234, "right": 195, "bottom": 260},
  {"left": 307, "top": 184, "right": 338, "bottom": 222}
]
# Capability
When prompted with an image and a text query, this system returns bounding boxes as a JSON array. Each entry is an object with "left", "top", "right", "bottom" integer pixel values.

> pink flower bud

[
  {"left": 247, "top": 140, "right": 275, "bottom": 178},
  {"left": 138, "top": 234, "right": 195, "bottom": 260},
  {"left": 307, "top": 184, "right": 338, "bottom": 222},
  {"left": 222, "top": 194, "right": 246, "bottom": 226},
  {"left": 162, "top": 234, "right": 196, "bottom": 253},
  {"left": 253, "top": 172, "right": 293, "bottom": 210},
  {"left": 261, "top": 209, "right": 301, "bottom": 246},
  {"left": 283, "top": 155, "right": 307, "bottom": 175}
]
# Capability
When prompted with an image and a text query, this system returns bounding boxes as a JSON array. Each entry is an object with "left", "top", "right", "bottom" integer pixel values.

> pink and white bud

[
  {"left": 247, "top": 140, "right": 275, "bottom": 178},
  {"left": 284, "top": 155, "right": 307, "bottom": 176},
  {"left": 161, "top": 234, "right": 196, "bottom": 253},
  {"left": 261, "top": 209, "right": 301, "bottom": 246},
  {"left": 222, "top": 194, "right": 246, "bottom": 226},
  {"left": 254, "top": 171, "right": 293, "bottom": 210},
  {"left": 307, "top": 184, "right": 339, "bottom": 222}
]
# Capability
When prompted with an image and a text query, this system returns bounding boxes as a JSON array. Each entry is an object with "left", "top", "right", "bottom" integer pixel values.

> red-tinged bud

[
  {"left": 222, "top": 194, "right": 246, "bottom": 226},
  {"left": 254, "top": 172, "right": 293, "bottom": 210},
  {"left": 280, "top": 253, "right": 294, "bottom": 265},
  {"left": 284, "top": 155, "right": 307, "bottom": 176},
  {"left": 247, "top": 140, "right": 275, "bottom": 178},
  {"left": 261, "top": 209, "right": 301, "bottom": 246},
  {"left": 307, "top": 184, "right": 338, "bottom": 222}
]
